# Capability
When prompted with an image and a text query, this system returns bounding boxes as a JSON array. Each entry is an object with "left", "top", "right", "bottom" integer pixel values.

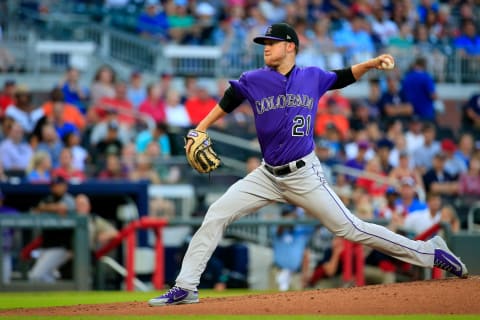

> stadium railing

[{"left": 3, "top": 21, "right": 480, "bottom": 83}]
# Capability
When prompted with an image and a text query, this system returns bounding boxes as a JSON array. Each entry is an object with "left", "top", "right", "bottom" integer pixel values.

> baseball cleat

[
  {"left": 431, "top": 235, "right": 468, "bottom": 279},
  {"left": 148, "top": 286, "right": 199, "bottom": 306}
]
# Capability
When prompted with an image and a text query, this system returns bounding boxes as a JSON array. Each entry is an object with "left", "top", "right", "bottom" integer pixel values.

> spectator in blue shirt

[
  {"left": 454, "top": 19, "right": 480, "bottom": 58},
  {"left": 137, "top": 0, "right": 170, "bottom": 42},
  {"left": 454, "top": 19, "right": 480, "bottom": 82},
  {"left": 333, "top": 16, "right": 375, "bottom": 65},
  {"left": 59, "top": 67, "right": 89, "bottom": 114},
  {"left": 401, "top": 57, "right": 437, "bottom": 122}
]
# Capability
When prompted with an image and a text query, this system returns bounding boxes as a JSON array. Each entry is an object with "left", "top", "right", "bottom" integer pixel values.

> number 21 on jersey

[{"left": 292, "top": 115, "right": 311, "bottom": 136}]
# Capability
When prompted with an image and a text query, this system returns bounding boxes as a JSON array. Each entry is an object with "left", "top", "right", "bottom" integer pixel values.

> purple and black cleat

[
  {"left": 148, "top": 286, "right": 199, "bottom": 306},
  {"left": 431, "top": 235, "right": 468, "bottom": 278}
]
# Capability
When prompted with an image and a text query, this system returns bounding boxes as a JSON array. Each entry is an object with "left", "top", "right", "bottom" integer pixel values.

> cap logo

[
  {"left": 266, "top": 26, "right": 272, "bottom": 36},
  {"left": 286, "top": 35, "right": 291, "bottom": 40}
]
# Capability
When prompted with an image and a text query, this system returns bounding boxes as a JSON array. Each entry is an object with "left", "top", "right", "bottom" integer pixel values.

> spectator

[
  {"left": 5, "top": 86, "right": 44, "bottom": 135},
  {"left": 405, "top": 116, "right": 425, "bottom": 156},
  {"left": 403, "top": 192, "right": 442, "bottom": 236},
  {"left": 394, "top": 176, "right": 428, "bottom": 219},
  {"left": 137, "top": 0, "right": 170, "bottom": 42},
  {"left": 458, "top": 155, "right": 480, "bottom": 200},
  {"left": 184, "top": 82, "right": 217, "bottom": 126},
  {"left": 89, "top": 109, "right": 131, "bottom": 148},
  {"left": 91, "top": 81, "right": 136, "bottom": 128},
  {"left": 356, "top": 156, "right": 391, "bottom": 208},
  {"left": 441, "top": 138, "right": 468, "bottom": 179},
  {"left": 422, "top": 152, "right": 458, "bottom": 200},
  {"left": 127, "top": 70, "right": 147, "bottom": 110},
  {"left": 455, "top": 132, "right": 474, "bottom": 168},
  {"left": 63, "top": 131, "right": 89, "bottom": 172},
  {"left": 138, "top": 83, "right": 166, "bottom": 124},
  {"left": 97, "top": 153, "right": 129, "bottom": 180},
  {"left": 51, "top": 148, "right": 87, "bottom": 183},
  {"left": 349, "top": 101, "right": 374, "bottom": 134},
  {"left": 93, "top": 120, "right": 124, "bottom": 165},
  {"left": 462, "top": 90, "right": 480, "bottom": 137},
  {"left": 310, "top": 18, "right": 343, "bottom": 70},
  {"left": 388, "top": 134, "right": 408, "bottom": 168},
  {"left": 314, "top": 139, "right": 338, "bottom": 184},
  {"left": 59, "top": 66, "right": 89, "bottom": 113},
  {"left": 145, "top": 141, "right": 181, "bottom": 184},
  {"left": 315, "top": 98, "right": 350, "bottom": 140},
  {"left": 370, "top": 3, "right": 399, "bottom": 48},
  {"left": 387, "top": 22, "right": 414, "bottom": 59},
  {"left": 454, "top": 19, "right": 480, "bottom": 79},
  {"left": 344, "top": 130, "right": 375, "bottom": 161},
  {"left": 378, "top": 76, "right": 413, "bottom": 125},
  {"left": 308, "top": 236, "right": 344, "bottom": 289},
  {"left": 413, "top": 23, "right": 447, "bottom": 82},
  {"left": 90, "top": 65, "right": 116, "bottom": 106},
  {"left": 75, "top": 194, "right": 119, "bottom": 250},
  {"left": 158, "top": 72, "right": 174, "bottom": 100},
  {"left": 165, "top": 0, "right": 196, "bottom": 44},
  {"left": 270, "top": 205, "right": 314, "bottom": 291},
  {"left": 165, "top": 89, "right": 191, "bottom": 128},
  {"left": 26, "top": 151, "right": 52, "bottom": 184},
  {"left": 129, "top": 153, "right": 161, "bottom": 184},
  {"left": 190, "top": 2, "right": 217, "bottom": 45},
  {"left": 440, "top": 204, "right": 461, "bottom": 234},
  {"left": 412, "top": 123, "right": 441, "bottom": 174},
  {"left": 120, "top": 142, "right": 137, "bottom": 173},
  {"left": 333, "top": 16, "right": 375, "bottom": 64},
  {"left": 29, "top": 176, "right": 76, "bottom": 283},
  {"left": 389, "top": 151, "right": 425, "bottom": 193},
  {"left": 0, "top": 190, "right": 19, "bottom": 284},
  {"left": 344, "top": 140, "right": 370, "bottom": 182},
  {"left": 0, "top": 122, "right": 33, "bottom": 172},
  {"left": 42, "top": 88, "right": 86, "bottom": 133},
  {"left": 0, "top": 80, "right": 16, "bottom": 115},
  {"left": 401, "top": 57, "right": 438, "bottom": 122},
  {"left": 37, "top": 123, "right": 63, "bottom": 168},
  {"left": 376, "top": 138, "right": 394, "bottom": 175},
  {"left": 135, "top": 122, "right": 171, "bottom": 156}
]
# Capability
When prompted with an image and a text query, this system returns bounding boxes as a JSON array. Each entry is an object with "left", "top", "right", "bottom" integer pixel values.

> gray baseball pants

[{"left": 176, "top": 151, "right": 435, "bottom": 291}]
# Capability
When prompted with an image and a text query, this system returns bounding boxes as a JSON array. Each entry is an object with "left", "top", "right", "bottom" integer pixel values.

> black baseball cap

[{"left": 253, "top": 23, "right": 299, "bottom": 47}]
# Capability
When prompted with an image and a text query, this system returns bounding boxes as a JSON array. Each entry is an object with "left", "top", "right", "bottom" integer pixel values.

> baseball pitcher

[{"left": 149, "top": 23, "right": 468, "bottom": 306}]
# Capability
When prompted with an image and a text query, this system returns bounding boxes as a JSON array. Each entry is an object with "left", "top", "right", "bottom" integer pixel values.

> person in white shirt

[
  {"left": 165, "top": 90, "right": 191, "bottom": 128},
  {"left": 5, "top": 86, "right": 44, "bottom": 134},
  {"left": 403, "top": 193, "right": 442, "bottom": 235}
]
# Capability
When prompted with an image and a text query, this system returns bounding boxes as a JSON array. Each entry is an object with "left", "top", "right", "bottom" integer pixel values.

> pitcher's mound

[{"left": 2, "top": 276, "right": 480, "bottom": 316}]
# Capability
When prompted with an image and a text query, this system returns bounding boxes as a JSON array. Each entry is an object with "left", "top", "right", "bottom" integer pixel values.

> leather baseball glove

[{"left": 184, "top": 129, "right": 221, "bottom": 173}]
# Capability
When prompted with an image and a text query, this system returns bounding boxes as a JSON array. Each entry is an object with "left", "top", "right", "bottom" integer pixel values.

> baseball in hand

[{"left": 381, "top": 59, "right": 395, "bottom": 70}]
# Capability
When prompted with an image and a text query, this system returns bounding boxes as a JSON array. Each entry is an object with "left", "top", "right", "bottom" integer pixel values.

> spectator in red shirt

[
  {"left": 184, "top": 83, "right": 217, "bottom": 125},
  {"left": 138, "top": 83, "right": 166, "bottom": 124},
  {"left": 0, "top": 80, "right": 16, "bottom": 115},
  {"left": 91, "top": 81, "right": 136, "bottom": 127},
  {"left": 51, "top": 147, "right": 86, "bottom": 183}
]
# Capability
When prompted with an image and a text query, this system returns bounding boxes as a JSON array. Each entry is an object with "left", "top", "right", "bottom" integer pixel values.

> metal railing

[{"left": 3, "top": 20, "right": 480, "bottom": 83}]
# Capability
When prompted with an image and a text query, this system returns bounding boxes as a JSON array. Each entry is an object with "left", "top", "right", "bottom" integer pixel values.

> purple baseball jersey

[{"left": 229, "top": 66, "right": 337, "bottom": 166}]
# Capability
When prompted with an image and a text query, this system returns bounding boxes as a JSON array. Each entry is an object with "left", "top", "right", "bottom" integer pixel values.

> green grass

[
  {"left": 0, "top": 291, "right": 478, "bottom": 320},
  {"left": 0, "top": 289, "right": 253, "bottom": 309}
]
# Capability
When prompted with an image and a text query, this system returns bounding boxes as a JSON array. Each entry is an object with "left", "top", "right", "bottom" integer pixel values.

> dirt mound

[{"left": 2, "top": 276, "right": 479, "bottom": 316}]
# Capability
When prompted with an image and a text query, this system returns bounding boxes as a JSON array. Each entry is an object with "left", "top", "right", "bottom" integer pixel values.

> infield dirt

[{"left": 2, "top": 276, "right": 479, "bottom": 316}]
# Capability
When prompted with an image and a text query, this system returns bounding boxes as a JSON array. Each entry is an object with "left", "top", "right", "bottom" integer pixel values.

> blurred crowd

[{"left": 5, "top": 0, "right": 480, "bottom": 81}]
